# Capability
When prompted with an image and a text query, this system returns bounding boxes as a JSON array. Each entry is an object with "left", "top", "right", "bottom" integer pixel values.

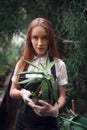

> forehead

[{"left": 31, "top": 26, "right": 47, "bottom": 36}]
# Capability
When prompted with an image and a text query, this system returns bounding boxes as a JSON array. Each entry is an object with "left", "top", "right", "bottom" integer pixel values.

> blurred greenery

[{"left": 0, "top": 0, "right": 87, "bottom": 116}]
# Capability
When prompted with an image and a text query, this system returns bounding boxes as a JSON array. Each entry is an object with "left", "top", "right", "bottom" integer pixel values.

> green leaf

[
  {"left": 70, "top": 116, "right": 87, "bottom": 130},
  {"left": 63, "top": 119, "right": 71, "bottom": 130},
  {"left": 40, "top": 63, "right": 45, "bottom": 69},
  {"left": 16, "top": 71, "right": 44, "bottom": 76},
  {"left": 72, "top": 116, "right": 87, "bottom": 126},
  {"left": 16, "top": 78, "right": 42, "bottom": 85},
  {"left": 22, "top": 58, "right": 42, "bottom": 70},
  {"left": 46, "top": 61, "right": 57, "bottom": 72},
  {"left": 71, "top": 125, "right": 85, "bottom": 130},
  {"left": 16, "top": 78, "right": 32, "bottom": 84},
  {"left": 41, "top": 79, "right": 49, "bottom": 100},
  {"left": 50, "top": 75, "right": 58, "bottom": 101},
  {"left": 59, "top": 116, "right": 87, "bottom": 130},
  {"left": 34, "top": 84, "right": 41, "bottom": 96},
  {"left": 43, "top": 74, "right": 51, "bottom": 80},
  {"left": 24, "top": 78, "right": 42, "bottom": 88}
]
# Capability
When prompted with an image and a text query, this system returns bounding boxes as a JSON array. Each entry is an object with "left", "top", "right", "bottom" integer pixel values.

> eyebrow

[{"left": 31, "top": 35, "right": 48, "bottom": 37}]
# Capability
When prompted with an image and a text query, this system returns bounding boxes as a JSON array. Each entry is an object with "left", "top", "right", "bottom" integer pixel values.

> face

[{"left": 31, "top": 26, "right": 49, "bottom": 57}]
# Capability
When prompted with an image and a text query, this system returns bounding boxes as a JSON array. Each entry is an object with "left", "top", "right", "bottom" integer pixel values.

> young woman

[{"left": 10, "top": 17, "right": 68, "bottom": 130}]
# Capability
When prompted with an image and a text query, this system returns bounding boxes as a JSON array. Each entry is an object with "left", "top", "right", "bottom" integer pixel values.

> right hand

[{"left": 20, "top": 89, "right": 32, "bottom": 104}]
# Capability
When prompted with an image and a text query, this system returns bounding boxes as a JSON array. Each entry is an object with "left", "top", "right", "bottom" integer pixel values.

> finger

[
  {"left": 32, "top": 104, "right": 42, "bottom": 110},
  {"left": 24, "top": 97, "right": 32, "bottom": 104},
  {"left": 33, "top": 109, "right": 42, "bottom": 116},
  {"left": 33, "top": 109, "right": 48, "bottom": 117},
  {"left": 38, "top": 100, "right": 49, "bottom": 106},
  {"left": 28, "top": 100, "right": 36, "bottom": 107}
]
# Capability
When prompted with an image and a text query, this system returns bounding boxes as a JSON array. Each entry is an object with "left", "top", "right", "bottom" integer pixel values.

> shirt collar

[{"left": 32, "top": 55, "right": 47, "bottom": 61}]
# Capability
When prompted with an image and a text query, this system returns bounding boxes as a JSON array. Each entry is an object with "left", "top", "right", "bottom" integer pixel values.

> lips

[{"left": 37, "top": 47, "right": 44, "bottom": 50}]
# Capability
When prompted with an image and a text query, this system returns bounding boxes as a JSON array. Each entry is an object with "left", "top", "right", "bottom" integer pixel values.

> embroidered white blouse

[{"left": 12, "top": 56, "right": 68, "bottom": 87}]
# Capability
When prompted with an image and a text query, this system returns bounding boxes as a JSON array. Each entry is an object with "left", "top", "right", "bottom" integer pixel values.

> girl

[{"left": 10, "top": 17, "right": 68, "bottom": 130}]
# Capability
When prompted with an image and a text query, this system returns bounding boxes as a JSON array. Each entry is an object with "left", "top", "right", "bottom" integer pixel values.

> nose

[{"left": 38, "top": 38, "right": 43, "bottom": 45}]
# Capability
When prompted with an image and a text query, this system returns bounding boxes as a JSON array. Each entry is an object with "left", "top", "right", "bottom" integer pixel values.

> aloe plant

[
  {"left": 58, "top": 107, "right": 87, "bottom": 130},
  {"left": 60, "top": 116, "right": 87, "bottom": 130},
  {"left": 16, "top": 54, "right": 87, "bottom": 129},
  {"left": 16, "top": 54, "right": 58, "bottom": 104}
]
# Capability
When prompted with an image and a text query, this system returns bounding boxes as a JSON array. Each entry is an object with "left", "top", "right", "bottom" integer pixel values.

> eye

[
  {"left": 42, "top": 35, "right": 48, "bottom": 41},
  {"left": 32, "top": 36, "right": 38, "bottom": 40}
]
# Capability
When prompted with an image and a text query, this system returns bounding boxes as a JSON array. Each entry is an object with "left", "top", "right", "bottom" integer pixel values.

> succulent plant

[
  {"left": 16, "top": 54, "right": 87, "bottom": 130},
  {"left": 16, "top": 53, "right": 58, "bottom": 105}
]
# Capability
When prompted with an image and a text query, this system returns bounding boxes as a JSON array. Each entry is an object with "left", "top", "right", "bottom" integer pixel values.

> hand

[
  {"left": 28, "top": 99, "right": 59, "bottom": 117},
  {"left": 20, "top": 89, "right": 32, "bottom": 104}
]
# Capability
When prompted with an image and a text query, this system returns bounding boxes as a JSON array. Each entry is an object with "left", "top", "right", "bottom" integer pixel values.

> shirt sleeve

[
  {"left": 55, "top": 60, "right": 68, "bottom": 86},
  {"left": 11, "top": 62, "right": 19, "bottom": 83}
]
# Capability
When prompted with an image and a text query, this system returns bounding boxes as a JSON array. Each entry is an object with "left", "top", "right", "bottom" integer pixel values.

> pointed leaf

[
  {"left": 43, "top": 74, "right": 51, "bottom": 80},
  {"left": 40, "top": 63, "right": 46, "bottom": 70},
  {"left": 16, "top": 78, "right": 42, "bottom": 85},
  {"left": 72, "top": 116, "right": 87, "bottom": 126},
  {"left": 22, "top": 58, "right": 42, "bottom": 70},
  {"left": 50, "top": 75, "right": 58, "bottom": 101},
  {"left": 70, "top": 116, "right": 87, "bottom": 130},
  {"left": 16, "top": 78, "right": 32, "bottom": 84},
  {"left": 46, "top": 61, "right": 57, "bottom": 72},
  {"left": 24, "top": 78, "right": 42, "bottom": 88},
  {"left": 41, "top": 79, "right": 49, "bottom": 100},
  {"left": 16, "top": 71, "right": 44, "bottom": 76},
  {"left": 63, "top": 120, "right": 71, "bottom": 130},
  {"left": 59, "top": 116, "right": 87, "bottom": 130},
  {"left": 35, "top": 84, "right": 42, "bottom": 96},
  {"left": 70, "top": 125, "right": 85, "bottom": 130}
]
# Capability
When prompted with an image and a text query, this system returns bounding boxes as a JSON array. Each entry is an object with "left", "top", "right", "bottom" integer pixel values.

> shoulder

[
  {"left": 13, "top": 59, "right": 22, "bottom": 73},
  {"left": 54, "top": 58, "right": 66, "bottom": 67},
  {"left": 15, "top": 59, "right": 21, "bottom": 68},
  {"left": 54, "top": 58, "right": 67, "bottom": 74}
]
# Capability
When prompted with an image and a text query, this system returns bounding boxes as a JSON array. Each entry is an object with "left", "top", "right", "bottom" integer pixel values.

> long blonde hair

[{"left": 17, "top": 18, "right": 59, "bottom": 73}]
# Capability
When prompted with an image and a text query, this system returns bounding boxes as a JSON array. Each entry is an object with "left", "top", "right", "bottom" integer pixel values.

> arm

[
  {"left": 54, "top": 85, "right": 66, "bottom": 110},
  {"left": 10, "top": 60, "right": 32, "bottom": 102},
  {"left": 10, "top": 82, "right": 33, "bottom": 105},
  {"left": 10, "top": 83, "right": 21, "bottom": 99},
  {"left": 10, "top": 61, "right": 22, "bottom": 99}
]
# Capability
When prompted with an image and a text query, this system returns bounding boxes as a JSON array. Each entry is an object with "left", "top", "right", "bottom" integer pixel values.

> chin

[{"left": 37, "top": 53, "right": 45, "bottom": 57}]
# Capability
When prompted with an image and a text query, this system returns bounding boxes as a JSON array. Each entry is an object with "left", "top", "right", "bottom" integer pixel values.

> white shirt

[{"left": 12, "top": 56, "right": 68, "bottom": 86}]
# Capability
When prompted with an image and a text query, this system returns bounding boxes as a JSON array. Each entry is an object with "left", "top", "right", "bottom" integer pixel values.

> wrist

[
  {"left": 20, "top": 89, "right": 24, "bottom": 97},
  {"left": 52, "top": 107, "right": 59, "bottom": 117}
]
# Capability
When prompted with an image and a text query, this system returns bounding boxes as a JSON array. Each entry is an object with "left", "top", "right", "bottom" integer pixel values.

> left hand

[{"left": 28, "top": 99, "right": 58, "bottom": 117}]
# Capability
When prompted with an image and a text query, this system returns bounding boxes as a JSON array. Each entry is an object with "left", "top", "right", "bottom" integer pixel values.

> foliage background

[{"left": 0, "top": 0, "right": 87, "bottom": 116}]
